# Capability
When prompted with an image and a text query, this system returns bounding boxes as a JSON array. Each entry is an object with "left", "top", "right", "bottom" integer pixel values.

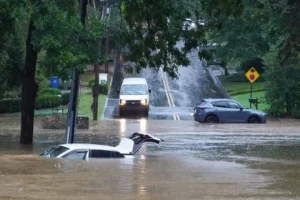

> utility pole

[
  {"left": 92, "top": 0, "right": 105, "bottom": 120},
  {"left": 105, "top": 5, "right": 110, "bottom": 73},
  {"left": 65, "top": 0, "right": 87, "bottom": 144}
]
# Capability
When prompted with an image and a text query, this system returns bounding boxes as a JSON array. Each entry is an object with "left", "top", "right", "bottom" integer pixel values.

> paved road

[{"left": 103, "top": 48, "right": 226, "bottom": 120}]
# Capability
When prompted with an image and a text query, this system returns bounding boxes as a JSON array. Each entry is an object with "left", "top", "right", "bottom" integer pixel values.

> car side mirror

[
  {"left": 240, "top": 107, "right": 244, "bottom": 111},
  {"left": 148, "top": 89, "right": 151, "bottom": 93}
]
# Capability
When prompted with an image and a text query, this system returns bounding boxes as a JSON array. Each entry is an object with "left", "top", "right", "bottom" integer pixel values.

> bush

[
  {"left": 0, "top": 95, "right": 63, "bottom": 114},
  {"left": 99, "top": 83, "right": 108, "bottom": 95},
  {"left": 88, "top": 79, "right": 95, "bottom": 88},
  {"left": 229, "top": 88, "right": 265, "bottom": 96},
  {"left": 226, "top": 73, "right": 265, "bottom": 83},
  {"left": 39, "top": 88, "right": 62, "bottom": 96},
  {"left": 290, "top": 103, "right": 300, "bottom": 118},
  {"left": 0, "top": 98, "right": 21, "bottom": 113},
  {"left": 89, "top": 79, "right": 108, "bottom": 95},
  {"left": 3, "top": 90, "right": 21, "bottom": 99},
  {"left": 35, "top": 95, "right": 62, "bottom": 110},
  {"left": 61, "top": 92, "right": 70, "bottom": 105}
]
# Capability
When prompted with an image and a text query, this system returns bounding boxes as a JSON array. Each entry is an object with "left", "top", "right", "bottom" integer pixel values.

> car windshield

[
  {"left": 39, "top": 146, "right": 69, "bottom": 157},
  {"left": 120, "top": 84, "right": 147, "bottom": 95}
]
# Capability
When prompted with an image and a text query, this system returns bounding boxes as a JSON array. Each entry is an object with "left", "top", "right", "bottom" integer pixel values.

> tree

[
  {"left": 205, "top": 0, "right": 300, "bottom": 117},
  {"left": 19, "top": 0, "right": 106, "bottom": 144},
  {"left": 118, "top": 0, "right": 244, "bottom": 78},
  {"left": 0, "top": 0, "right": 27, "bottom": 98},
  {"left": 205, "top": 0, "right": 270, "bottom": 69},
  {"left": 262, "top": 0, "right": 300, "bottom": 117}
]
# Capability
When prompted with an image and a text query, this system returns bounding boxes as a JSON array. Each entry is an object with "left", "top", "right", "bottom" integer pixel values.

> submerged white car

[{"left": 39, "top": 133, "right": 162, "bottom": 160}]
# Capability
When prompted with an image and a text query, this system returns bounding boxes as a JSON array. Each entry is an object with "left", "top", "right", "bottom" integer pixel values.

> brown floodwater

[{"left": 1, "top": 118, "right": 300, "bottom": 199}]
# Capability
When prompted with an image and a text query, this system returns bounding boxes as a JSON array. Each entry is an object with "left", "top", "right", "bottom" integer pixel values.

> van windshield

[{"left": 120, "top": 84, "right": 147, "bottom": 95}]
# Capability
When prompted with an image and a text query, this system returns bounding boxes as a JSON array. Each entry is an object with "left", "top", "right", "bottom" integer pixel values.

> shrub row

[
  {"left": 39, "top": 88, "right": 62, "bottom": 96},
  {"left": 0, "top": 99, "right": 21, "bottom": 113},
  {"left": 61, "top": 92, "right": 70, "bottom": 105},
  {"left": 226, "top": 73, "right": 266, "bottom": 82},
  {"left": 229, "top": 88, "right": 265, "bottom": 96},
  {"left": 0, "top": 92, "right": 71, "bottom": 113},
  {"left": 35, "top": 95, "right": 62, "bottom": 110}
]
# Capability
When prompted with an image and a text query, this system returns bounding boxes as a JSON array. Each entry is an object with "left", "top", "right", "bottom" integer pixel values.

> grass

[
  {"left": 232, "top": 91, "right": 269, "bottom": 112},
  {"left": 218, "top": 74, "right": 269, "bottom": 111},
  {"left": 78, "top": 92, "right": 107, "bottom": 119},
  {"left": 218, "top": 75, "right": 264, "bottom": 92}
]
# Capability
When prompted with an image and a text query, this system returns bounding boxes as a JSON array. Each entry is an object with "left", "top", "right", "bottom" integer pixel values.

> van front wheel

[
  {"left": 119, "top": 110, "right": 124, "bottom": 117},
  {"left": 144, "top": 110, "right": 149, "bottom": 117}
]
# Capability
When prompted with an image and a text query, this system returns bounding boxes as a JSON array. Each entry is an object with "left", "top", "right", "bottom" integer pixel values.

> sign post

[{"left": 245, "top": 67, "right": 260, "bottom": 109}]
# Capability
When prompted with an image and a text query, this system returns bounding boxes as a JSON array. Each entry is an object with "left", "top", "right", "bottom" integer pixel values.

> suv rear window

[
  {"left": 199, "top": 100, "right": 213, "bottom": 107},
  {"left": 211, "top": 101, "right": 228, "bottom": 108}
]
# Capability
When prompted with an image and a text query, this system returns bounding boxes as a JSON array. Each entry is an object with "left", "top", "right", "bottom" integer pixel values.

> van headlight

[
  {"left": 119, "top": 99, "right": 126, "bottom": 106},
  {"left": 141, "top": 99, "right": 148, "bottom": 106}
]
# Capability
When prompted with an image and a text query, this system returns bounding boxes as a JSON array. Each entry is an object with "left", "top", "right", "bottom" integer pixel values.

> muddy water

[{"left": 1, "top": 119, "right": 300, "bottom": 199}]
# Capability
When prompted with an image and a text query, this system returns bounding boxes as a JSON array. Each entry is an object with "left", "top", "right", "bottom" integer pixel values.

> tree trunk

[{"left": 20, "top": 18, "right": 38, "bottom": 144}]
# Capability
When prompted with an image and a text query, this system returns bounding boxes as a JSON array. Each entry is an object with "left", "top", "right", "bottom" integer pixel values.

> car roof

[
  {"left": 122, "top": 78, "right": 147, "bottom": 85},
  {"left": 59, "top": 143, "right": 117, "bottom": 151},
  {"left": 202, "top": 98, "right": 237, "bottom": 103}
]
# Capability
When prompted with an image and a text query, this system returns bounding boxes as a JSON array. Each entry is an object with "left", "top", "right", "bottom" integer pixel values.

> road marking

[{"left": 160, "top": 68, "right": 180, "bottom": 121}]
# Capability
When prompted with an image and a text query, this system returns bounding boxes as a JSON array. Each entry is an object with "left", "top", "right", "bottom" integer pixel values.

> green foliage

[
  {"left": 36, "top": 67, "right": 51, "bottom": 92},
  {"left": 39, "top": 88, "right": 62, "bottom": 96},
  {"left": 226, "top": 73, "right": 265, "bottom": 83},
  {"left": 264, "top": 52, "right": 300, "bottom": 117},
  {"left": 98, "top": 84, "right": 108, "bottom": 95},
  {"left": 0, "top": 98, "right": 21, "bottom": 113},
  {"left": 33, "top": 1, "right": 106, "bottom": 81},
  {"left": 35, "top": 95, "right": 62, "bottom": 110},
  {"left": 0, "top": 1, "right": 27, "bottom": 98},
  {"left": 2, "top": 89, "right": 21, "bottom": 99},
  {"left": 119, "top": 0, "right": 244, "bottom": 78},
  {"left": 291, "top": 105, "right": 300, "bottom": 119},
  {"left": 61, "top": 92, "right": 70, "bottom": 105},
  {"left": 88, "top": 79, "right": 108, "bottom": 95},
  {"left": 239, "top": 57, "right": 266, "bottom": 74},
  {"left": 229, "top": 88, "right": 265, "bottom": 96},
  {"left": 88, "top": 79, "right": 95, "bottom": 87}
]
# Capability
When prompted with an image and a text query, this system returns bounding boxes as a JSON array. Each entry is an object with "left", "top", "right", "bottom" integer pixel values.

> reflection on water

[
  {"left": 1, "top": 120, "right": 300, "bottom": 199},
  {"left": 139, "top": 118, "right": 147, "bottom": 133},
  {"left": 119, "top": 118, "right": 126, "bottom": 136}
]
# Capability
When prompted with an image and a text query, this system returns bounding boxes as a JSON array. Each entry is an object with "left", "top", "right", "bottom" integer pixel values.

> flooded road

[
  {"left": 1, "top": 119, "right": 300, "bottom": 199},
  {"left": 103, "top": 46, "right": 224, "bottom": 120}
]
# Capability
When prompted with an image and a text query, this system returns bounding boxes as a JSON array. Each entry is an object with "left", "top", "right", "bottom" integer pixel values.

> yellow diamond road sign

[{"left": 245, "top": 67, "right": 260, "bottom": 83}]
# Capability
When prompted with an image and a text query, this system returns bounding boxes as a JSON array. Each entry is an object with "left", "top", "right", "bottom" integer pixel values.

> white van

[{"left": 119, "top": 78, "right": 151, "bottom": 116}]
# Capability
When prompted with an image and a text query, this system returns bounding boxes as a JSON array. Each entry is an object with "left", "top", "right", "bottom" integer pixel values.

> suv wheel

[
  {"left": 205, "top": 115, "right": 218, "bottom": 123},
  {"left": 249, "top": 116, "right": 261, "bottom": 123}
]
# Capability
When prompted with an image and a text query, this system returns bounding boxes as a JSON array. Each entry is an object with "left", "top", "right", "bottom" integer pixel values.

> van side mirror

[
  {"left": 117, "top": 89, "right": 120, "bottom": 94},
  {"left": 148, "top": 89, "right": 151, "bottom": 93}
]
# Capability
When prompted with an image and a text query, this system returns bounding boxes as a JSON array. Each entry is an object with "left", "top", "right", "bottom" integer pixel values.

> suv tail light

[{"left": 199, "top": 106, "right": 206, "bottom": 110}]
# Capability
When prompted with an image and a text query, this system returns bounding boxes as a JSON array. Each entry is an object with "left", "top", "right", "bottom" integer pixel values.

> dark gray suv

[{"left": 193, "top": 98, "right": 267, "bottom": 123}]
